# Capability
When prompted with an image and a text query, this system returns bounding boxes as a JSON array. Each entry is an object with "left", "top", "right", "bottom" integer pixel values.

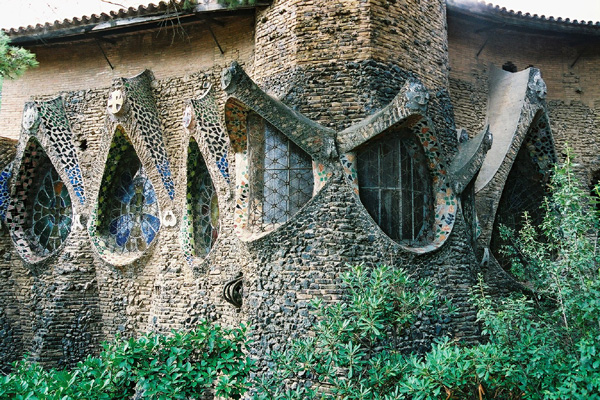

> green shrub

[
  {"left": 0, "top": 321, "right": 253, "bottom": 400},
  {"left": 252, "top": 263, "right": 446, "bottom": 399}
]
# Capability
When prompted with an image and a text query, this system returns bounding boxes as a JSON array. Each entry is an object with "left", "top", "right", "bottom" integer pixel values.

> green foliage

[
  {"left": 253, "top": 264, "right": 446, "bottom": 399},
  {"left": 255, "top": 149, "right": 600, "bottom": 399},
  {"left": 0, "top": 31, "right": 38, "bottom": 80},
  {"left": 0, "top": 321, "right": 253, "bottom": 400},
  {"left": 216, "top": 0, "right": 257, "bottom": 8}
]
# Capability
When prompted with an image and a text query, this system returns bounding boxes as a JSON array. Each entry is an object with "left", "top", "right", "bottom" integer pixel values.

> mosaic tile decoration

[
  {"left": 190, "top": 87, "right": 231, "bottom": 183},
  {"left": 225, "top": 98, "right": 318, "bottom": 236},
  {"left": 180, "top": 139, "right": 219, "bottom": 264},
  {"left": 122, "top": 71, "right": 176, "bottom": 200},
  {"left": 312, "top": 161, "right": 333, "bottom": 194},
  {"left": 88, "top": 127, "right": 160, "bottom": 265},
  {"left": 6, "top": 139, "right": 73, "bottom": 262},
  {"left": 225, "top": 99, "right": 250, "bottom": 233},
  {"left": 340, "top": 152, "right": 359, "bottom": 194},
  {"left": 0, "top": 162, "right": 13, "bottom": 222},
  {"left": 38, "top": 97, "right": 86, "bottom": 205},
  {"left": 523, "top": 113, "right": 557, "bottom": 175},
  {"left": 410, "top": 118, "right": 457, "bottom": 253},
  {"left": 221, "top": 62, "right": 337, "bottom": 160}
]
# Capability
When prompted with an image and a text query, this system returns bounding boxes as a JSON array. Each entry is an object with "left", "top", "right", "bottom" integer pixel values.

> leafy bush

[
  {"left": 0, "top": 321, "right": 252, "bottom": 400},
  {"left": 252, "top": 263, "right": 446, "bottom": 399},
  {"left": 4, "top": 151, "right": 600, "bottom": 399}
]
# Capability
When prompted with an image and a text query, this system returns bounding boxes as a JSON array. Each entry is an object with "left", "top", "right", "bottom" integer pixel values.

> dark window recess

[
  {"left": 491, "top": 144, "right": 549, "bottom": 270},
  {"left": 248, "top": 113, "right": 313, "bottom": 230},
  {"left": 357, "top": 129, "right": 432, "bottom": 245},
  {"left": 502, "top": 61, "right": 518, "bottom": 72}
]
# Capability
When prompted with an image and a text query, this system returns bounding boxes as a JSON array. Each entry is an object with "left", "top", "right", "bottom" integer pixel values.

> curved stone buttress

[
  {"left": 88, "top": 70, "right": 175, "bottom": 267},
  {"left": 472, "top": 67, "right": 557, "bottom": 294}
]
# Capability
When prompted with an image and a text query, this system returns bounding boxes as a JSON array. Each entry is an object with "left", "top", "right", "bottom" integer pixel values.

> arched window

[
  {"left": 8, "top": 138, "right": 73, "bottom": 259},
  {"left": 95, "top": 127, "right": 160, "bottom": 255},
  {"left": 491, "top": 143, "right": 549, "bottom": 270},
  {"left": 247, "top": 113, "right": 313, "bottom": 230},
  {"left": 357, "top": 128, "right": 432, "bottom": 245},
  {"left": 185, "top": 138, "right": 219, "bottom": 257}
]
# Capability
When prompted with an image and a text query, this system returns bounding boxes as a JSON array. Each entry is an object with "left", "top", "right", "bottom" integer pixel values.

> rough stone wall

[
  {"left": 370, "top": 0, "right": 450, "bottom": 91},
  {"left": 254, "top": 0, "right": 457, "bottom": 163},
  {"left": 0, "top": 0, "right": 570, "bottom": 374},
  {"left": 0, "top": 65, "right": 258, "bottom": 370},
  {"left": 0, "top": 138, "right": 19, "bottom": 370},
  {"left": 447, "top": 12, "right": 600, "bottom": 186}
]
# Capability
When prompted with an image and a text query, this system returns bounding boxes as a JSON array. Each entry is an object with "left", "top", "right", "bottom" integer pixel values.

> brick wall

[
  {"left": 0, "top": 14, "right": 255, "bottom": 140},
  {"left": 447, "top": 12, "right": 600, "bottom": 185}
]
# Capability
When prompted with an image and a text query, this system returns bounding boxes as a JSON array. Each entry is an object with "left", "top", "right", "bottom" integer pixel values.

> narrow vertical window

[
  {"left": 357, "top": 129, "right": 432, "bottom": 244},
  {"left": 186, "top": 138, "right": 219, "bottom": 257},
  {"left": 247, "top": 113, "right": 313, "bottom": 230}
]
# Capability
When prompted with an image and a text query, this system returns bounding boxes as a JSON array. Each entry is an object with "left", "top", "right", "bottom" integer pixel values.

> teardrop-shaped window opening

[
  {"left": 247, "top": 113, "right": 314, "bottom": 232},
  {"left": 95, "top": 127, "right": 160, "bottom": 257},
  {"left": 186, "top": 138, "right": 219, "bottom": 257},
  {"left": 356, "top": 126, "right": 433, "bottom": 246},
  {"left": 491, "top": 143, "right": 549, "bottom": 271},
  {"left": 9, "top": 138, "right": 72, "bottom": 259}
]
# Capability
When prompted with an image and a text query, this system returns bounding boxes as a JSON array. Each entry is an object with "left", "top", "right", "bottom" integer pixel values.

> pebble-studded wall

[{"left": 0, "top": 0, "right": 565, "bottom": 375}]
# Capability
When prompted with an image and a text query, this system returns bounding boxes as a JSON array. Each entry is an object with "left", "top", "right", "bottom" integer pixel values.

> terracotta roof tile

[{"left": 447, "top": 0, "right": 600, "bottom": 31}]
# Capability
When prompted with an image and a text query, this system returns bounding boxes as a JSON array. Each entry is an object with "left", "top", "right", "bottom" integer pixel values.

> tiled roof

[
  {"left": 3, "top": 1, "right": 268, "bottom": 43},
  {"left": 3, "top": 0, "right": 599, "bottom": 42},
  {"left": 447, "top": 0, "right": 600, "bottom": 34}
]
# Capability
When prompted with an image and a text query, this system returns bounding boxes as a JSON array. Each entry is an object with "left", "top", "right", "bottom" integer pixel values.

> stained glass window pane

[
  {"left": 186, "top": 139, "right": 219, "bottom": 257},
  {"left": 28, "top": 167, "right": 73, "bottom": 254},
  {"left": 97, "top": 128, "right": 160, "bottom": 254}
]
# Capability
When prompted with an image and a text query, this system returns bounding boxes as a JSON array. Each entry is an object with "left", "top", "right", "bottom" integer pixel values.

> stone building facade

[{"left": 0, "top": 0, "right": 595, "bottom": 372}]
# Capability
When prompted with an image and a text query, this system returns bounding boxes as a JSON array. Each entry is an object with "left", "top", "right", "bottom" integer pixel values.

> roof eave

[
  {"left": 3, "top": 2, "right": 271, "bottom": 46},
  {"left": 446, "top": 0, "right": 600, "bottom": 38}
]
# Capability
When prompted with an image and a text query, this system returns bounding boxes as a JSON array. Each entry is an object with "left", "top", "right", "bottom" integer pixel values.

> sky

[{"left": 0, "top": 0, "right": 599, "bottom": 30}]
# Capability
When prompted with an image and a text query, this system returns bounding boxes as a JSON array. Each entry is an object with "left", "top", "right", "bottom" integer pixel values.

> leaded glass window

[
  {"left": 357, "top": 129, "right": 432, "bottom": 244},
  {"left": 186, "top": 139, "right": 219, "bottom": 256},
  {"left": 96, "top": 128, "right": 160, "bottom": 254},
  {"left": 31, "top": 168, "right": 72, "bottom": 254},
  {"left": 247, "top": 113, "right": 313, "bottom": 230},
  {"left": 9, "top": 138, "right": 73, "bottom": 258}
]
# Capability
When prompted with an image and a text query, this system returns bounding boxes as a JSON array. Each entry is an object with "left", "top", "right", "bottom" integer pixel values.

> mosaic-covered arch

[
  {"left": 475, "top": 67, "right": 557, "bottom": 249},
  {"left": 224, "top": 98, "right": 316, "bottom": 236},
  {"left": 7, "top": 138, "right": 73, "bottom": 262},
  {"left": 105, "top": 70, "right": 176, "bottom": 201},
  {"left": 179, "top": 86, "right": 229, "bottom": 265},
  {"left": 490, "top": 111, "right": 557, "bottom": 269},
  {"left": 88, "top": 127, "right": 161, "bottom": 266},
  {"left": 6, "top": 99, "right": 86, "bottom": 263}
]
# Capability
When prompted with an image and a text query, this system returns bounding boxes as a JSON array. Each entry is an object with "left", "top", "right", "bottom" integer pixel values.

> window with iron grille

[
  {"left": 357, "top": 128, "right": 432, "bottom": 245},
  {"left": 247, "top": 113, "right": 313, "bottom": 231}
]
